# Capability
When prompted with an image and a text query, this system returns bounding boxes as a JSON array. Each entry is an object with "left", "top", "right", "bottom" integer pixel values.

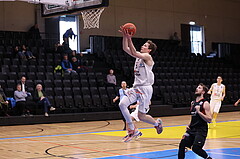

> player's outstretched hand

[
  {"left": 118, "top": 26, "right": 133, "bottom": 39},
  {"left": 234, "top": 102, "right": 238, "bottom": 106}
]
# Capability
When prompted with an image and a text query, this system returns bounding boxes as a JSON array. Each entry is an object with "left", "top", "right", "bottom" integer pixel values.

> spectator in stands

[
  {"left": 28, "top": 24, "right": 41, "bottom": 39},
  {"left": 33, "top": 84, "right": 55, "bottom": 117},
  {"left": 13, "top": 46, "right": 26, "bottom": 59},
  {"left": 71, "top": 57, "right": 86, "bottom": 73},
  {"left": 63, "top": 28, "right": 76, "bottom": 46},
  {"left": 54, "top": 41, "right": 64, "bottom": 53},
  {"left": 106, "top": 69, "right": 117, "bottom": 86},
  {"left": 18, "top": 76, "right": 29, "bottom": 93},
  {"left": 61, "top": 55, "right": 77, "bottom": 74},
  {"left": 69, "top": 50, "right": 80, "bottom": 61},
  {"left": 170, "top": 32, "right": 180, "bottom": 45},
  {"left": 0, "top": 85, "right": 9, "bottom": 117},
  {"left": 22, "top": 45, "right": 36, "bottom": 60},
  {"left": 79, "top": 52, "right": 90, "bottom": 67},
  {"left": 14, "top": 84, "right": 32, "bottom": 116}
]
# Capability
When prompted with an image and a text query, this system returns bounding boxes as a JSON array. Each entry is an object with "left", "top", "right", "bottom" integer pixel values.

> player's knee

[
  {"left": 192, "top": 144, "right": 201, "bottom": 154},
  {"left": 119, "top": 100, "right": 127, "bottom": 109},
  {"left": 137, "top": 111, "right": 144, "bottom": 120}
]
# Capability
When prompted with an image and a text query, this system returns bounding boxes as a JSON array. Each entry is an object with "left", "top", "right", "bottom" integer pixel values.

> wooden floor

[{"left": 0, "top": 111, "right": 239, "bottom": 159}]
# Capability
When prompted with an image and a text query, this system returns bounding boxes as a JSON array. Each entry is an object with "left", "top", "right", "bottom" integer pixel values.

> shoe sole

[
  {"left": 156, "top": 118, "right": 163, "bottom": 134},
  {"left": 122, "top": 132, "right": 142, "bottom": 143}
]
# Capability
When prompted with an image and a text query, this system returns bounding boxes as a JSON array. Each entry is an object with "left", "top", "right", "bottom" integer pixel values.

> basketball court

[{"left": 0, "top": 111, "right": 239, "bottom": 159}]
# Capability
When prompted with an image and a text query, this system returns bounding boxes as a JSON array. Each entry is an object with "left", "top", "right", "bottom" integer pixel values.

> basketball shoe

[
  {"left": 122, "top": 128, "right": 142, "bottom": 142},
  {"left": 154, "top": 118, "right": 163, "bottom": 134}
]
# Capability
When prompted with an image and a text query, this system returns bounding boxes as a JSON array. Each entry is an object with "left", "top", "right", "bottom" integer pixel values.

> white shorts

[
  {"left": 130, "top": 105, "right": 140, "bottom": 122},
  {"left": 124, "top": 85, "right": 152, "bottom": 114},
  {"left": 210, "top": 99, "right": 222, "bottom": 113}
]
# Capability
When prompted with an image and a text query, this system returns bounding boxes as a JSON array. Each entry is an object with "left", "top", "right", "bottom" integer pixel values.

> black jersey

[{"left": 188, "top": 98, "right": 208, "bottom": 135}]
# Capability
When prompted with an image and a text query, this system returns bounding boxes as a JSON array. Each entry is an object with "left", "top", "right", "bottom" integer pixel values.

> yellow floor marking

[{"left": 91, "top": 121, "right": 240, "bottom": 139}]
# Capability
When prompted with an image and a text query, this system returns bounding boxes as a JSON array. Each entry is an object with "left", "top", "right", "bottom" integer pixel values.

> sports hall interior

[{"left": 0, "top": 0, "right": 240, "bottom": 159}]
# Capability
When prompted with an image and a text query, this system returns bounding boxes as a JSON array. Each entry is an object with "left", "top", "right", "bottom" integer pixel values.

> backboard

[{"left": 42, "top": 0, "right": 108, "bottom": 17}]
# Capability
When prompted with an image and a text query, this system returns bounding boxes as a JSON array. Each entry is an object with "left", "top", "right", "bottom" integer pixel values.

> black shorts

[{"left": 182, "top": 132, "right": 206, "bottom": 148}]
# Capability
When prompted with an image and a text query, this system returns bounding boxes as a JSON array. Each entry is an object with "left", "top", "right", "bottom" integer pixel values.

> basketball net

[{"left": 81, "top": 8, "right": 105, "bottom": 29}]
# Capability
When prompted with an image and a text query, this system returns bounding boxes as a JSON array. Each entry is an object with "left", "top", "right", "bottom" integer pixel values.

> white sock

[
  {"left": 128, "top": 122, "right": 135, "bottom": 130},
  {"left": 154, "top": 121, "right": 159, "bottom": 127}
]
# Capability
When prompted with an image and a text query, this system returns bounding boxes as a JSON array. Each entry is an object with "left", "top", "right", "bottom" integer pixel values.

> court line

[
  {"left": 23, "top": 138, "right": 149, "bottom": 159},
  {"left": 210, "top": 152, "right": 240, "bottom": 157},
  {"left": 0, "top": 120, "right": 239, "bottom": 141}
]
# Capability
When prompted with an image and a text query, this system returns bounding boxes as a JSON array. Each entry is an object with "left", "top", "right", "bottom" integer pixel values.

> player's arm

[
  {"left": 129, "top": 101, "right": 139, "bottom": 109},
  {"left": 113, "top": 96, "right": 119, "bottom": 103},
  {"left": 221, "top": 85, "right": 226, "bottom": 101},
  {"left": 195, "top": 102, "right": 212, "bottom": 123},
  {"left": 127, "top": 37, "right": 152, "bottom": 62},
  {"left": 234, "top": 99, "right": 240, "bottom": 106},
  {"left": 119, "top": 26, "right": 134, "bottom": 57},
  {"left": 207, "top": 84, "right": 213, "bottom": 94}
]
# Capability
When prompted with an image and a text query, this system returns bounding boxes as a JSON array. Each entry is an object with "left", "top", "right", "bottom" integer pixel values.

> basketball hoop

[{"left": 81, "top": 8, "right": 105, "bottom": 29}]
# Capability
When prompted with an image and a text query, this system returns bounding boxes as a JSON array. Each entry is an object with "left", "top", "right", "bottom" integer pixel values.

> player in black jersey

[{"left": 178, "top": 83, "right": 213, "bottom": 159}]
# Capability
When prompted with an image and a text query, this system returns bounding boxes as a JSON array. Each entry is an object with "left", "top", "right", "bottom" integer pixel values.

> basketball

[{"left": 123, "top": 23, "right": 136, "bottom": 35}]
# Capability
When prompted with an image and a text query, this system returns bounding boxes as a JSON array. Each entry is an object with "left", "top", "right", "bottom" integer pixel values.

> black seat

[
  {"left": 82, "top": 95, "right": 93, "bottom": 108},
  {"left": 36, "top": 72, "right": 45, "bottom": 80},
  {"left": 45, "top": 87, "right": 54, "bottom": 96},
  {"left": 37, "top": 66, "right": 45, "bottom": 72},
  {"left": 72, "top": 79, "right": 81, "bottom": 87},
  {"left": 46, "top": 72, "right": 54, "bottom": 80},
  {"left": 7, "top": 80, "right": 16, "bottom": 89},
  {"left": 27, "top": 72, "right": 36, "bottom": 80},
  {"left": 8, "top": 72, "right": 18, "bottom": 80},
  {"left": 92, "top": 94, "right": 102, "bottom": 107},
  {"left": 54, "top": 87, "right": 64, "bottom": 96},
  {"left": 4, "top": 88, "right": 14, "bottom": 97},
  {"left": 54, "top": 96, "right": 64, "bottom": 108},
  {"left": 73, "top": 87, "right": 81, "bottom": 96},
  {"left": 63, "top": 87, "right": 72, "bottom": 96},
  {"left": 106, "top": 87, "right": 116, "bottom": 99},
  {"left": 81, "top": 87, "right": 90, "bottom": 96},
  {"left": 63, "top": 80, "right": 72, "bottom": 87},
  {"left": 10, "top": 65, "right": 19, "bottom": 72},
  {"left": 98, "top": 87, "right": 107, "bottom": 96},
  {"left": 74, "top": 95, "right": 84, "bottom": 108},
  {"left": 54, "top": 80, "right": 63, "bottom": 87},
  {"left": 90, "top": 87, "right": 99, "bottom": 96},
  {"left": 64, "top": 96, "right": 75, "bottom": 108},
  {"left": 80, "top": 79, "right": 89, "bottom": 87},
  {"left": 43, "top": 80, "right": 53, "bottom": 88}
]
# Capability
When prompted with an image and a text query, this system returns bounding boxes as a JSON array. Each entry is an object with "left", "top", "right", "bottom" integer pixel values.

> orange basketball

[{"left": 123, "top": 23, "right": 136, "bottom": 35}]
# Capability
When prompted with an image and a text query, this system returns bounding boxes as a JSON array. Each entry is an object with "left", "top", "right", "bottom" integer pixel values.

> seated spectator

[
  {"left": 79, "top": 52, "right": 86, "bottom": 65},
  {"left": 22, "top": 45, "right": 36, "bottom": 60},
  {"left": 54, "top": 41, "right": 64, "bottom": 53},
  {"left": 106, "top": 69, "right": 117, "bottom": 86},
  {"left": 17, "top": 76, "right": 31, "bottom": 96},
  {"left": 33, "top": 84, "right": 55, "bottom": 117},
  {"left": 13, "top": 46, "right": 26, "bottom": 59},
  {"left": 0, "top": 85, "right": 9, "bottom": 117},
  {"left": 69, "top": 50, "right": 80, "bottom": 60},
  {"left": 61, "top": 55, "right": 77, "bottom": 74},
  {"left": 14, "top": 84, "right": 32, "bottom": 116},
  {"left": 71, "top": 57, "right": 85, "bottom": 73}
]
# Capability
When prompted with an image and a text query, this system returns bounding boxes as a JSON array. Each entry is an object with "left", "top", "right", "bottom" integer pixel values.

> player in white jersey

[
  {"left": 208, "top": 76, "right": 226, "bottom": 127},
  {"left": 119, "top": 26, "right": 163, "bottom": 142}
]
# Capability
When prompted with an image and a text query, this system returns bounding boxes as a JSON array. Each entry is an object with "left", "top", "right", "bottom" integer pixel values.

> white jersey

[
  {"left": 211, "top": 83, "right": 225, "bottom": 100},
  {"left": 133, "top": 58, "right": 154, "bottom": 87}
]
